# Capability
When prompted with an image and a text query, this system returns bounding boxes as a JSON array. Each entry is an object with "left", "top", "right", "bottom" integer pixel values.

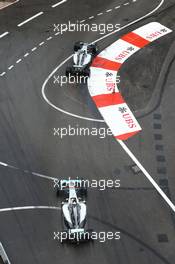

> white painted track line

[
  {"left": 24, "top": 52, "right": 29, "bottom": 57},
  {"left": 0, "top": 72, "right": 6, "bottom": 77},
  {"left": 16, "top": 58, "right": 22, "bottom": 63},
  {"left": 31, "top": 47, "right": 37, "bottom": 52},
  {"left": 92, "top": 0, "right": 165, "bottom": 44},
  {"left": 117, "top": 139, "right": 175, "bottom": 212},
  {"left": 8, "top": 65, "right": 14, "bottom": 70},
  {"left": 0, "top": 162, "right": 8, "bottom": 166},
  {"left": 0, "top": 0, "right": 137, "bottom": 76},
  {"left": 0, "top": 31, "right": 9, "bottom": 39},
  {"left": 0, "top": 206, "right": 61, "bottom": 213},
  {"left": 52, "top": 0, "right": 67, "bottom": 8},
  {"left": 32, "top": 172, "right": 57, "bottom": 181},
  {"left": 47, "top": 36, "right": 53, "bottom": 41},
  {"left": 17, "top": 11, "right": 44, "bottom": 27},
  {"left": 106, "top": 9, "right": 112, "bottom": 13},
  {"left": 39, "top": 41, "right": 45, "bottom": 46}
]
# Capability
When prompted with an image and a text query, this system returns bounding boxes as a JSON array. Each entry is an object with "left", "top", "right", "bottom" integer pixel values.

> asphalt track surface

[{"left": 0, "top": 0, "right": 175, "bottom": 263}]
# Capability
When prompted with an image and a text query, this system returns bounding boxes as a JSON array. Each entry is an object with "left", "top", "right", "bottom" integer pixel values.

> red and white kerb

[{"left": 88, "top": 22, "right": 172, "bottom": 140}]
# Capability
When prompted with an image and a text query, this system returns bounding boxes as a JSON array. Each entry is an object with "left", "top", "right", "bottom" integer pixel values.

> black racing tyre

[
  {"left": 65, "top": 66, "right": 74, "bottom": 77},
  {"left": 80, "top": 187, "right": 87, "bottom": 197},
  {"left": 56, "top": 188, "right": 60, "bottom": 197},
  {"left": 74, "top": 41, "right": 84, "bottom": 51},
  {"left": 56, "top": 188, "right": 65, "bottom": 197},
  {"left": 82, "top": 68, "right": 90, "bottom": 77},
  {"left": 79, "top": 178, "right": 88, "bottom": 197},
  {"left": 88, "top": 44, "right": 98, "bottom": 55}
]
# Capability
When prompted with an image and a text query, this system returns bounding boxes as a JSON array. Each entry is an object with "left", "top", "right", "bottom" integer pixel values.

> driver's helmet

[
  {"left": 81, "top": 49, "right": 86, "bottom": 55},
  {"left": 71, "top": 198, "right": 77, "bottom": 205}
]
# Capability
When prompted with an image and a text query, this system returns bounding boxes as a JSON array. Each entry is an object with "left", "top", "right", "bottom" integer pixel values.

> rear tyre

[
  {"left": 56, "top": 188, "right": 60, "bottom": 197},
  {"left": 82, "top": 68, "right": 90, "bottom": 77},
  {"left": 56, "top": 188, "right": 65, "bottom": 197},
  {"left": 65, "top": 66, "right": 74, "bottom": 77},
  {"left": 79, "top": 178, "right": 88, "bottom": 197}
]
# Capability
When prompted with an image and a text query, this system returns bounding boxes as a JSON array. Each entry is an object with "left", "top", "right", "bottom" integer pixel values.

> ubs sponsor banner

[
  {"left": 88, "top": 68, "right": 119, "bottom": 96},
  {"left": 100, "top": 39, "right": 140, "bottom": 64},
  {"left": 98, "top": 103, "right": 142, "bottom": 140},
  {"left": 133, "top": 22, "right": 172, "bottom": 42},
  {"left": 88, "top": 22, "right": 172, "bottom": 140}
]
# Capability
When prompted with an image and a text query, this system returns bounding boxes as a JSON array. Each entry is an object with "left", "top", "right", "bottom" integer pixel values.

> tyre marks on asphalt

[
  {"left": 0, "top": 161, "right": 57, "bottom": 181},
  {"left": 91, "top": 215, "right": 172, "bottom": 264}
]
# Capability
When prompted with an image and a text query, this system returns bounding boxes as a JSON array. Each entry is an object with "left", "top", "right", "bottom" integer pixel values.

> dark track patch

[{"left": 157, "top": 234, "right": 169, "bottom": 243}]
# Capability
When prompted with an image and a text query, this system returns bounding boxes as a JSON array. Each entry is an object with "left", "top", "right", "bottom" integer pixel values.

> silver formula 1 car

[
  {"left": 57, "top": 179, "right": 93, "bottom": 244},
  {"left": 65, "top": 41, "right": 98, "bottom": 77}
]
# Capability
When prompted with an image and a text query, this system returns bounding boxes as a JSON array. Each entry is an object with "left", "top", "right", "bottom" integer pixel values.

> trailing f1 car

[
  {"left": 66, "top": 41, "right": 98, "bottom": 77},
  {"left": 57, "top": 179, "right": 93, "bottom": 244}
]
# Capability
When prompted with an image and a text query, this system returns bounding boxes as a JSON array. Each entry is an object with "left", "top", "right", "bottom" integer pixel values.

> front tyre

[
  {"left": 88, "top": 44, "right": 98, "bottom": 55},
  {"left": 74, "top": 41, "right": 84, "bottom": 52}
]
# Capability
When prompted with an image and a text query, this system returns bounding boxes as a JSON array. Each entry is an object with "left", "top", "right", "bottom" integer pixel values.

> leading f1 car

[{"left": 65, "top": 41, "right": 98, "bottom": 77}]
